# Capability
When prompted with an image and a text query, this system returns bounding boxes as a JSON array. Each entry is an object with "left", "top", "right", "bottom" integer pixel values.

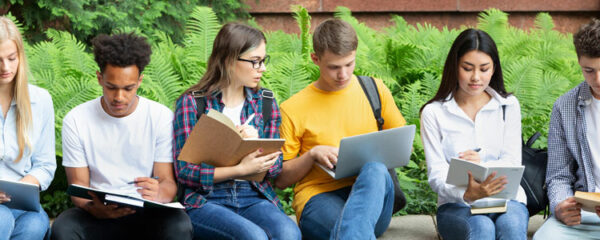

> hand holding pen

[
  {"left": 237, "top": 113, "right": 259, "bottom": 139},
  {"left": 458, "top": 147, "right": 481, "bottom": 163},
  {"left": 129, "top": 176, "right": 160, "bottom": 201}
]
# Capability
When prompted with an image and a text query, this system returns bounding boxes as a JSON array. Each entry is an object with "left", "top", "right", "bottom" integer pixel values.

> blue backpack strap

[
  {"left": 357, "top": 75, "right": 384, "bottom": 130},
  {"left": 261, "top": 88, "right": 274, "bottom": 124}
]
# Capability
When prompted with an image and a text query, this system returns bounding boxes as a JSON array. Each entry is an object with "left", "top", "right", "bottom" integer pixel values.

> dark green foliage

[
  {"left": 1, "top": 0, "right": 251, "bottom": 44},
  {"left": 13, "top": 6, "right": 581, "bottom": 217}
]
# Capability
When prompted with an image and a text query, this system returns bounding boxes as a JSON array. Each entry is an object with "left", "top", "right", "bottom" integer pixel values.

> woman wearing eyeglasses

[{"left": 172, "top": 23, "right": 301, "bottom": 240}]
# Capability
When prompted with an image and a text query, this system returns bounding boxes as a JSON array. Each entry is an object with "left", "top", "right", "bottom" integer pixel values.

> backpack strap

[
  {"left": 191, "top": 89, "right": 273, "bottom": 124},
  {"left": 357, "top": 76, "right": 384, "bottom": 131},
  {"left": 191, "top": 90, "right": 207, "bottom": 118},
  {"left": 261, "top": 88, "right": 274, "bottom": 124}
]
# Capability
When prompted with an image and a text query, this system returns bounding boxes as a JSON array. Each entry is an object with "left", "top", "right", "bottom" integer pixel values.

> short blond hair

[{"left": 312, "top": 19, "right": 358, "bottom": 57}]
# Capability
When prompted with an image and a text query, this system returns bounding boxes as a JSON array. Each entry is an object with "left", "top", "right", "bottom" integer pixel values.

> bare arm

[
  {"left": 65, "top": 167, "right": 92, "bottom": 208},
  {"left": 275, "top": 146, "right": 338, "bottom": 189},
  {"left": 65, "top": 166, "right": 135, "bottom": 219},
  {"left": 135, "top": 162, "right": 178, "bottom": 203}
]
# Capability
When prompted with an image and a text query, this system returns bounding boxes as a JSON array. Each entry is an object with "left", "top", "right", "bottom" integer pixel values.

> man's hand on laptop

[
  {"left": 84, "top": 191, "right": 135, "bottom": 219},
  {"left": 309, "top": 145, "right": 339, "bottom": 169}
]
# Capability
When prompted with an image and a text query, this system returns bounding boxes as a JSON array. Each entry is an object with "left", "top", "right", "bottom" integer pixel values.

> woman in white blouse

[
  {"left": 0, "top": 17, "right": 56, "bottom": 240},
  {"left": 420, "top": 29, "right": 528, "bottom": 240}
]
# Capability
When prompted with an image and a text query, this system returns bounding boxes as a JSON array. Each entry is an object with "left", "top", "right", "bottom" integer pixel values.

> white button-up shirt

[
  {"left": 0, "top": 84, "right": 56, "bottom": 191},
  {"left": 420, "top": 87, "right": 526, "bottom": 206}
]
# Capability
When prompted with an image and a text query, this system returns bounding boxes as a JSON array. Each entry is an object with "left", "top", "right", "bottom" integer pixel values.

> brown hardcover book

[
  {"left": 178, "top": 109, "right": 284, "bottom": 182},
  {"left": 574, "top": 191, "right": 600, "bottom": 212}
]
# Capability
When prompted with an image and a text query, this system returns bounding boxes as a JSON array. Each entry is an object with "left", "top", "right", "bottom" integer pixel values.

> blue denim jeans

[
  {"left": 299, "top": 161, "right": 394, "bottom": 240},
  {"left": 187, "top": 180, "right": 300, "bottom": 240},
  {"left": 436, "top": 200, "right": 529, "bottom": 240},
  {"left": 0, "top": 204, "right": 49, "bottom": 240}
]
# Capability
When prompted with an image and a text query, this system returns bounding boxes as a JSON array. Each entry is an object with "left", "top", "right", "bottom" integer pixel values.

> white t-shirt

[
  {"left": 222, "top": 102, "right": 244, "bottom": 126},
  {"left": 62, "top": 96, "right": 174, "bottom": 197},
  {"left": 584, "top": 97, "right": 600, "bottom": 192}
]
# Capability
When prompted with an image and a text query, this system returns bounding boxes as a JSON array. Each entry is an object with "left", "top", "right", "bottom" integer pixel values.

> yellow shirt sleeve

[{"left": 280, "top": 106, "right": 301, "bottom": 160}]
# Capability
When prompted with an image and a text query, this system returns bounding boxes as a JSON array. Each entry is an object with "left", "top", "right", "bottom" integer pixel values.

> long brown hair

[
  {"left": 0, "top": 17, "right": 32, "bottom": 162},
  {"left": 420, "top": 29, "right": 509, "bottom": 114},
  {"left": 184, "top": 23, "right": 266, "bottom": 96}
]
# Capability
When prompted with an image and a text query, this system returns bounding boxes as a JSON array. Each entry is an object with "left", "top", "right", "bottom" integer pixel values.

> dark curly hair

[
  {"left": 92, "top": 33, "right": 152, "bottom": 73},
  {"left": 574, "top": 19, "right": 600, "bottom": 58}
]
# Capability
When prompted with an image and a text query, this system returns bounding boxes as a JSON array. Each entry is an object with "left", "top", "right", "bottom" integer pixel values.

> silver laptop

[{"left": 317, "top": 125, "right": 416, "bottom": 179}]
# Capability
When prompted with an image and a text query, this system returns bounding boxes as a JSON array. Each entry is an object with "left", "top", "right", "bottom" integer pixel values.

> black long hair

[{"left": 420, "top": 29, "right": 509, "bottom": 113}]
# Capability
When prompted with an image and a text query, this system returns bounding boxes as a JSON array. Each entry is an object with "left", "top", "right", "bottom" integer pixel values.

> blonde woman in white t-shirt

[{"left": 420, "top": 29, "right": 528, "bottom": 240}]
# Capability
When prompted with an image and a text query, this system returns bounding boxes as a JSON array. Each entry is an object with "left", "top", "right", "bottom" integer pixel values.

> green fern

[
  {"left": 262, "top": 53, "right": 314, "bottom": 102},
  {"left": 184, "top": 6, "right": 221, "bottom": 63},
  {"left": 292, "top": 5, "right": 311, "bottom": 61},
  {"left": 477, "top": 8, "right": 509, "bottom": 44}
]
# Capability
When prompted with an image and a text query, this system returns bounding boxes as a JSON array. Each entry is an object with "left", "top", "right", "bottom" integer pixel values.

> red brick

[
  {"left": 321, "top": 0, "right": 456, "bottom": 12},
  {"left": 458, "top": 0, "right": 600, "bottom": 12},
  {"left": 243, "top": 0, "right": 321, "bottom": 13}
]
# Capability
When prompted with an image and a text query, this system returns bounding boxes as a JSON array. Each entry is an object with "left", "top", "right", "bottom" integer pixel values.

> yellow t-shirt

[{"left": 279, "top": 75, "right": 406, "bottom": 219}]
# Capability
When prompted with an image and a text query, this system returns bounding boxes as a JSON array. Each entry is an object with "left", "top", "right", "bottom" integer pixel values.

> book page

[
  {"left": 207, "top": 109, "right": 239, "bottom": 135},
  {"left": 486, "top": 166, "right": 524, "bottom": 199},
  {"left": 446, "top": 158, "right": 487, "bottom": 186}
]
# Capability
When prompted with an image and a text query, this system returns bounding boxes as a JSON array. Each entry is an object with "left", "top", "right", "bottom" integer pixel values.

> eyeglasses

[{"left": 237, "top": 55, "right": 270, "bottom": 69}]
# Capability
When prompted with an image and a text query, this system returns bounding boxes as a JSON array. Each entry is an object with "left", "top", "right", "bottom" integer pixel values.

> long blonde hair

[{"left": 0, "top": 17, "right": 32, "bottom": 162}]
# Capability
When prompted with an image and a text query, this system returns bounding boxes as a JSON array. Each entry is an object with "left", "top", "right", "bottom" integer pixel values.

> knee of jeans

[
  {"left": 469, "top": 216, "right": 495, "bottom": 237},
  {"left": 437, "top": 218, "right": 470, "bottom": 239},
  {"left": 270, "top": 221, "right": 301, "bottom": 240},
  {"left": 242, "top": 227, "right": 269, "bottom": 240},
  {"left": 22, "top": 213, "right": 50, "bottom": 235},
  {"left": 360, "top": 162, "right": 387, "bottom": 177},
  {"left": 0, "top": 206, "right": 15, "bottom": 231}
]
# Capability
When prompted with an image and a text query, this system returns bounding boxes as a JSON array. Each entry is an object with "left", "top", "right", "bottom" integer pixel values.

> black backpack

[
  {"left": 176, "top": 89, "right": 275, "bottom": 203},
  {"left": 357, "top": 75, "right": 407, "bottom": 214},
  {"left": 501, "top": 106, "right": 549, "bottom": 217},
  {"left": 520, "top": 132, "right": 549, "bottom": 217}
]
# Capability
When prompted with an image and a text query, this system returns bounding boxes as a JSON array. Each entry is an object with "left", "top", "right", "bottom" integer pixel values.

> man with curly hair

[
  {"left": 51, "top": 33, "right": 193, "bottom": 240},
  {"left": 533, "top": 19, "right": 600, "bottom": 239}
]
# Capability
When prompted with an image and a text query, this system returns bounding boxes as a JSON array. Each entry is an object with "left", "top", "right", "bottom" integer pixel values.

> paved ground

[
  {"left": 51, "top": 214, "right": 547, "bottom": 239},
  {"left": 377, "top": 214, "right": 546, "bottom": 239}
]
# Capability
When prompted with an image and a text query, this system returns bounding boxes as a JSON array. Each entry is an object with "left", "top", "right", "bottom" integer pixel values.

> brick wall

[{"left": 244, "top": 0, "right": 600, "bottom": 34}]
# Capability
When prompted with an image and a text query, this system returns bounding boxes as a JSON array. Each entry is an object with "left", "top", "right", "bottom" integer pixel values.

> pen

[
  {"left": 128, "top": 176, "right": 159, "bottom": 184},
  {"left": 243, "top": 113, "right": 255, "bottom": 126},
  {"left": 473, "top": 148, "right": 481, "bottom": 152}
]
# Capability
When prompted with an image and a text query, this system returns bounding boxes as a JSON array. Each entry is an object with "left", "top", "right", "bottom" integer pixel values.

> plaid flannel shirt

[
  {"left": 173, "top": 87, "right": 283, "bottom": 210},
  {"left": 547, "top": 81, "right": 597, "bottom": 215}
]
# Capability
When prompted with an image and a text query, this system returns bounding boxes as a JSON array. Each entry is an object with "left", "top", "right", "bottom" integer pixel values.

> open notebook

[{"left": 67, "top": 184, "right": 184, "bottom": 209}]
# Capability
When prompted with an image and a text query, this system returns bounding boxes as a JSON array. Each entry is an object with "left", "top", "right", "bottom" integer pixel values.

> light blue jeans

[
  {"left": 436, "top": 200, "right": 529, "bottom": 240},
  {"left": 0, "top": 204, "right": 49, "bottom": 240},
  {"left": 299, "top": 161, "right": 395, "bottom": 240},
  {"left": 533, "top": 211, "right": 600, "bottom": 240},
  {"left": 187, "top": 180, "right": 301, "bottom": 240}
]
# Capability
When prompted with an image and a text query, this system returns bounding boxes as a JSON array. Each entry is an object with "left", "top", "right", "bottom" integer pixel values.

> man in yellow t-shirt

[{"left": 274, "top": 19, "right": 407, "bottom": 239}]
